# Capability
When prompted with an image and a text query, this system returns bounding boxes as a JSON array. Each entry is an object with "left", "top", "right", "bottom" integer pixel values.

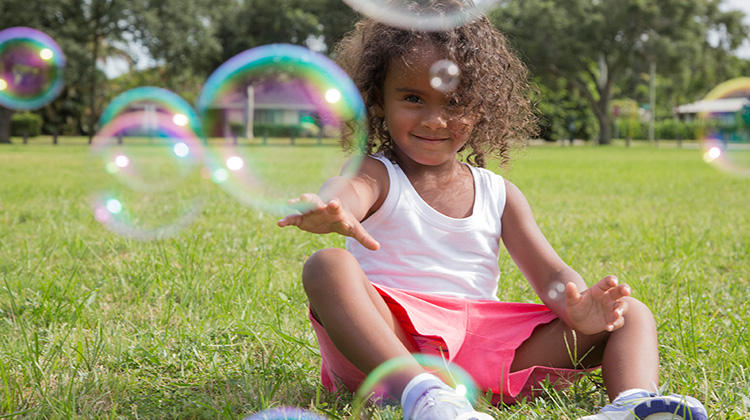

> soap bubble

[
  {"left": 547, "top": 281, "right": 566, "bottom": 300},
  {"left": 90, "top": 97, "right": 207, "bottom": 240},
  {"left": 243, "top": 407, "right": 329, "bottom": 420},
  {"left": 697, "top": 78, "right": 750, "bottom": 177},
  {"left": 341, "top": 0, "right": 503, "bottom": 31},
  {"left": 90, "top": 190, "right": 204, "bottom": 241},
  {"left": 429, "top": 59, "right": 460, "bottom": 93},
  {"left": 99, "top": 86, "right": 203, "bottom": 139},
  {"left": 91, "top": 111, "right": 204, "bottom": 193},
  {"left": 196, "top": 43, "right": 366, "bottom": 215},
  {"left": 344, "top": 0, "right": 503, "bottom": 31},
  {"left": 353, "top": 354, "right": 481, "bottom": 419},
  {"left": 0, "top": 27, "right": 65, "bottom": 110}
]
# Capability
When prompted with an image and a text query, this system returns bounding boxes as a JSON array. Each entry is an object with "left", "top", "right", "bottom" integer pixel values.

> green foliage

[
  {"left": 532, "top": 78, "right": 598, "bottom": 141},
  {"left": 252, "top": 123, "right": 318, "bottom": 138},
  {"left": 493, "top": 0, "right": 750, "bottom": 144},
  {"left": 612, "top": 115, "right": 750, "bottom": 142},
  {"left": 10, "top": 112, "right": 43, "bottom": 137},
  {"left": 211, "top": 0, "right": 324, "bottom": 68}
]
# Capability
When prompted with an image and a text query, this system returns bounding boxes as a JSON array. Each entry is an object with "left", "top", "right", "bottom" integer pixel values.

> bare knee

[
  {"left": 623, "top": 297, "right": 655, "bottom": 325},
  {"left": 621, "top": 296, "right": 657, "bottom": 334},
  {"left": 302, "top": 248, "right": 360, "bottom": 296}
]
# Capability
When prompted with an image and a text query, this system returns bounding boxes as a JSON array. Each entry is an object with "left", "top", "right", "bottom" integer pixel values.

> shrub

[
  {"left": 11, "top": 112, "right": 43, "bottom": 137},
  {"left": 253, "top": 123, "right": 305, "bottom": 138},
  {"left": 616, "top": 118, "right": 703, "bottom": 140}
]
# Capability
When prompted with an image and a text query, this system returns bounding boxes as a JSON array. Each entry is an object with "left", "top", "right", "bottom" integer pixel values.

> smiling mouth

[{"left": 413, "top": 134, "right": 448, "bottom": 142}]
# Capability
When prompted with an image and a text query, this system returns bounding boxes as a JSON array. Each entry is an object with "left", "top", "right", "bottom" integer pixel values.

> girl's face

[{"left": 375, "top": 43, "right": 475, "bottom": 168}]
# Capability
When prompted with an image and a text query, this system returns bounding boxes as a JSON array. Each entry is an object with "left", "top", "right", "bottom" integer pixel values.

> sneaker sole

[
  {"left": 634, "top": 397, "right": 708, "bottom": 420},
  {"left": 455, "top": 412, "right": 494, "bottom": 420}
]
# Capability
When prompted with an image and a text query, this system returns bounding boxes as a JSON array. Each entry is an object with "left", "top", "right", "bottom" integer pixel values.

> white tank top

[{"left": 346, "top": 154, "right": 506, "bottom": 300}]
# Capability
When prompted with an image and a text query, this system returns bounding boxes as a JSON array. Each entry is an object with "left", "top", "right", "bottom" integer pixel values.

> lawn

[{"left": 0, "top": 139, "right": 748, "bottom": 419}]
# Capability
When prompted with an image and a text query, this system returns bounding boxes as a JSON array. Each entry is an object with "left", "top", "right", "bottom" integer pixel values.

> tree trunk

[
  {"left": 0, "top": 107, "right": 12, "bottom": 143},
  {"left": 89, "top": 31, "right": 101, "bottom": 144},
  {"left": 596, "top": 105, "right": 613, "bottom": 145}
]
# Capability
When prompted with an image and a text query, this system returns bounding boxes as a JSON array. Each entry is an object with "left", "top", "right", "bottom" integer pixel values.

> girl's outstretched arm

[
  {"left": 501, "top": 179, "right": 630, "bottom": 334},
  {"left": 277, "top": 157, "right": 387, "bottom": 251}
]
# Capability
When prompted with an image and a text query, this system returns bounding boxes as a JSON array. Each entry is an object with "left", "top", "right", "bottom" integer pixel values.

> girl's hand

[
  {"left": 277, "top": 193, "right": 380, "bottom": 251},
  {"left": 564, "top": 275, "right": 631, "bottom": 334}
]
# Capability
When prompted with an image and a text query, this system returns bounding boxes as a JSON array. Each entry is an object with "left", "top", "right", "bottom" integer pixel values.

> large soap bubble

[
  {"left": 90, "top": 89, "right": 207, "bottom": 240},
  {"left": 698, "top": 78, "right": 750, "bottom": 178},
  {"left": 196, "top": 44, "right": 367, "bottom": 215},
  {"left": 341, "top": 0, "right": 503, "bottom": 31},
  {"left": 0, "top": 26, "right": 65, "bottom": 110},
  {"left": 353, "top": 354, "right": 482, "bottom": 419},
  {"left": 243, "top": 407, "right": 329, "bottom": 420}
]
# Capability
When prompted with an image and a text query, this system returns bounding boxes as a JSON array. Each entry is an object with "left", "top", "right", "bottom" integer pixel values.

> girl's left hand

[{"left": 564, "top": 275, "right": 631, "bottom": 334}]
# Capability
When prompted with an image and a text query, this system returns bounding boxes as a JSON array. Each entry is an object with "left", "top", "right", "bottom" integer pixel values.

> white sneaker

[
  {"left": 578, "top": 390, "right": 708, "bottom": 420},
  {"left": 402, "top": 380, "right": 493, "bottom": 420}
]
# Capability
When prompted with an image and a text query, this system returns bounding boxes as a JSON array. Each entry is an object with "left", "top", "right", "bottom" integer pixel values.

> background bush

[{"left": 11, "top": 112, "right": 43, "bottom": 137}]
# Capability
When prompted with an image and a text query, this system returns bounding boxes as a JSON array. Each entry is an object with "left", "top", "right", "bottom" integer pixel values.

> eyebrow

[{"left": 394, "top": 86, "right": 428, "bottom": 95}]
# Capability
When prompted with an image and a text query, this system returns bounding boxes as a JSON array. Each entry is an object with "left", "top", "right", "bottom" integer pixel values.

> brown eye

[{"left": 404, "top": 94, "right": 422, "bottom": 103}]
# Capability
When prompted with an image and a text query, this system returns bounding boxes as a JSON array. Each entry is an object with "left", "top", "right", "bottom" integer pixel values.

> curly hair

[{"left": 333, "top": 1, "right": 538, "bottom": 168}]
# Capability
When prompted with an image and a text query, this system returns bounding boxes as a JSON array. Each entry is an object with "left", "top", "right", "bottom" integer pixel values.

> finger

[
  {"left": 354, "top": 229, "right": 380, "bottom": 251},
  {"left": 596, "top": 275, "right": 619, "bottom": 291},
  {"left": 607, "top": 311, "right": 626, "bottom": 331},
  {"left": 277, "top": 214, "right": 302, "bottom": 227},
  {"left": 326, "top": 198, "right": 343, "bottom": 215},
  {"left": 614, "top": 297, "right": 629, "bottom": 317},
  {"left": 607, "top": 283, "right": 632, "bottom": 301},
  {"left": 607, "top": 299, "right": 629, "bottom": 331},
  {"left": 289, "top": 193, "right": 325, "bottom": 213},
  {"left": 328, "top": 200, "right": 380, "bottom": 251},
  {"left": 564, "top": 282, "right": 581, "bottom": 305}
]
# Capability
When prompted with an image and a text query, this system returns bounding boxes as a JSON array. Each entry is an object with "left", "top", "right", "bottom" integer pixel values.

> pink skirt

[{"left": 309, "top": 283, "right": 592, "bottom": 405}]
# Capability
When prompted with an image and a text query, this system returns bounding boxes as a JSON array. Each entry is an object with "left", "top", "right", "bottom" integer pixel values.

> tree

[
  {"left": 135, "top": 0, "right": 229, "bottom": 86},
  {"left": 493, "top": 0, "right": 750, "bottom": 144},
  {"left": 57, "top": 0, "right": 141, "bottom": 140},
  {"left": 210, "top": 0, "right": 323, "bottom": 68},
  {"left": 305, "top": 0, "right": 361, "bottom": 53},
  {"left": 0, "top": 0, "right": 144, "bottom": 141},
  {"left": 0, "top": 0, "right": 59, "bottom": 142}
]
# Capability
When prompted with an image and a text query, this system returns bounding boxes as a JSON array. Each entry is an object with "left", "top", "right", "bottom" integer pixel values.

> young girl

[{"left": 278, "top": 6, "right": 708, "bottom": 420}]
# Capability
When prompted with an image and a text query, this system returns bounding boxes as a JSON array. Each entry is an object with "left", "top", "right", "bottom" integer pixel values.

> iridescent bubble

[
  {"left": 243, "top": 407, "right": 329, "bottom": 420},
  {"left": 92, "top": 111, "right": 204, "bottom": 193},
  {"left": 90, "top": 190, "right": 204, "bottom": 241},
  {"left": 196, "top": 43, "right": 367, "bottom": 215},
  {"left": 90, "top": 100, "right": 207, "bottom": 240},
  {"left": 0, "top": 27, "right": 65, "bottom": 110},
  {"left": 353, "top": 354, "right": 481, "bottom": 420},
  {"left": 99, "top": 86, "right": 203, "bottom": 138},
  {"left": 546, "top": 281, "right": 566, "bottom": 300},
  {"left": 429, "top": 59, "right": 460, "bottom": 93},
  {"left": 697, "top": 78, "right": 750, "bottom": 178},
  {"left": 341, "top": 0, "right": 502, "bottom": 31}
]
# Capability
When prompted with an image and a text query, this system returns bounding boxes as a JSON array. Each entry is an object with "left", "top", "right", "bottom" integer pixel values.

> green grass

[{"left": 0, "top": 140, "right": 748, "bottom": 419}]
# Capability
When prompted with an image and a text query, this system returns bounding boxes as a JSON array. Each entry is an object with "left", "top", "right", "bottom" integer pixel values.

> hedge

[{"left": 11, "top": 112, "right": 43, "bottom": 137}]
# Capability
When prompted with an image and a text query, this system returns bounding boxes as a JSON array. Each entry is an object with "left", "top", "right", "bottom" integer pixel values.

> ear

[{"left": 373, "top": 102, "right": 384, "bottom": 118}]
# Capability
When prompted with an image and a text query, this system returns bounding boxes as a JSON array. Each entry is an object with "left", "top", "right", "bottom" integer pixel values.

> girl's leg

[
  {"left": 509, "top": 297, "right": 659, "bottom": 401},
  {"left": 303, "top": 247, "right": 424, "bottom": 397}
]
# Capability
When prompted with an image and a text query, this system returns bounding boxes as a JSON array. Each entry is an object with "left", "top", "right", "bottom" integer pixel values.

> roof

[
  {"left": 674, "top": 97, "right": 750, "bottom": 114},
  {"left": 209, "top": 79, "right": 319, "bottom": 111}
]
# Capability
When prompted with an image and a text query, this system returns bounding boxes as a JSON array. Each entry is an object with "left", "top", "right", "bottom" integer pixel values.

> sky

[{"left": 721, "top": 0, "right": 750, "bottom": 58}]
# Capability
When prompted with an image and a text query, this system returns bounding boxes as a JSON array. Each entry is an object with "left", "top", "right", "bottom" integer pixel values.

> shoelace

[{"left": 412, "top": 388, "right": 470, "bottom": 416}]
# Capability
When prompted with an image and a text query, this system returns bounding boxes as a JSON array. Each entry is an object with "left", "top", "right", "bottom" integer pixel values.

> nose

[{"left": 421, "top": 106, "right": 448, "bottom": 130}]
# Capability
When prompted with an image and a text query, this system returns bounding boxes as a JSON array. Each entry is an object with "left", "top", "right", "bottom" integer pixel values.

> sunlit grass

[{"left": 0, "top": 141, "right": 748, "bottom": 418}]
